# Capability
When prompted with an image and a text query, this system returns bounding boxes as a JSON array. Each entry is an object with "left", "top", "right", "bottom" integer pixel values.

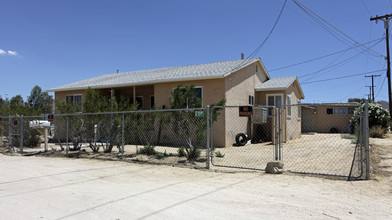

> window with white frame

[
  {"left": 297, "top": 99, "right": 301, "bottom": 120},
  {"left": 249, "top": 95, "right": 254, "bottom": 105},
  {"left": 266, "top": 94, "right": 283, "bottom": 115},
  {"left": 66, "top": 94, "right": 82, "bottom": 112},
  {"left": 286, "top": 95, "right": 291, "bottom": 118}
]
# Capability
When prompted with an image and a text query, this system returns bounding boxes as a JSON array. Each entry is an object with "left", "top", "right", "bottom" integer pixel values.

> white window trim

[
  {"left": 297, "top": 99, "right": 301, "bottom": 120},
  {"left": 66, "top": 94, "right": 83, "bottom": 112},
  {"left": 266, "top": 93, "right": 283, "bottom": 106},
  {"left": 171, "top": 86, "right": 203, "bottom": 107},
  {"left": 266, "top": 93, "right": 283, "bottom": 116},
  {"left": 286, "top": 94, "right": 292, "bottom": 119}
]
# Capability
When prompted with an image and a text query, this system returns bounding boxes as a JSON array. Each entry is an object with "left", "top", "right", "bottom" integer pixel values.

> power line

[
  {"left": 375, "top": 75, "right": 387, "bottom": 98},
  {"left": 299, "top": 38, "right": 384, "bottom": 80},
  {"left": 268, "top": 37, "right": 383, "bottom": 72},
  {"left": 361, "top": 0, "right": 372, "bottom": 17},
  {"left": 227, "top": 0, "right": 288, "bottom": 73},
  {"left": 293, "top": 0, "right": 385, "bottom": 58},
  {"left": 301, "top": 69, "right": 386, "bottom": 85}
]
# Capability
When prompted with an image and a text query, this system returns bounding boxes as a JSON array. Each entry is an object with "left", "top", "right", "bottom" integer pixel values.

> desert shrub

[
  {"left": 138, "top": 144, "right": 157, "bottom": 155},
  {"left": 350, "top": 102, "right": 390, "bottom": 134},
  {"left": 215, "top": 151, "right": 225, "bottom": 158},
  {"left": 178, "top": 147, "right": 186, "bottom": 157},
  {"left": 370, "top": 125, "right": 385, "bottom": 138},
  {"left": 186, "top": 147, "right": 201, "bottom": 160}
]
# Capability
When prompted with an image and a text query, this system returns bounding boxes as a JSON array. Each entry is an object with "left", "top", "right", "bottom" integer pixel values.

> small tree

[
  {"left": 351, "top": 102, "right": 390, "bottom": 136},
  {"left": 169, "top": 84, "right": 225, "bottom": 160}
]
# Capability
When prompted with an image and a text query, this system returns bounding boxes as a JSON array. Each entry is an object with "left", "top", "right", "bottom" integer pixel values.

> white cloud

[
  {"left": 7, "top": 51, "right": 17, "bottom": 56},
  {"left": 0, "top": 49, "right": 6, "bottom": 55}
]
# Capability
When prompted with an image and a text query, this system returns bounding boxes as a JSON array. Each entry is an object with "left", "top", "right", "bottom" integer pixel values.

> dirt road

[{"left": 0, "top": 153, "right": 391, "bottom": 220}]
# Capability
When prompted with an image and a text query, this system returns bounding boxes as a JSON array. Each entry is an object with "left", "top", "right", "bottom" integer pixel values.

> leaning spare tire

[{"left": 235, "top": 133, "right": 247, "bottom": 146}]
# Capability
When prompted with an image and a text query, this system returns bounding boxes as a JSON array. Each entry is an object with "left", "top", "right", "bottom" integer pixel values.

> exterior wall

[
  {"left": 55, "top": 89, "right": 87, "bottom": 105},
  {"left": 154, "top": 78, "right": 226, "bottom": 147},
  {"left": 223, "top": 63, "right": 268, "bottom": 147},
  {"left": 254, "top": 82, "right": 303, "bottom": 142},
  {"left": 309, "top": 105, "right": 354, "bottom": 133}
]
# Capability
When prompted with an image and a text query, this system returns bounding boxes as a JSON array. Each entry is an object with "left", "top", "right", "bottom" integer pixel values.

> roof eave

[{"left": 47, "top": 75, "right": 225, "bottom": 93}]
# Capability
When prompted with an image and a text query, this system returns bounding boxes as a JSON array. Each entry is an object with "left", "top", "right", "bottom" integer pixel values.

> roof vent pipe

[{"left": 241, "top": 53, "right": 244, "bottom": 59}]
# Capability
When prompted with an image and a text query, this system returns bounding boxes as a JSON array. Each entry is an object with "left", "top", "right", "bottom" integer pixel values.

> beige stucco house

[
  {"left": 48, "top": 58, "right": 304, "bottom": 147},
  {"left": 301, "top": 103, "right": 358, "bottom": 133}
]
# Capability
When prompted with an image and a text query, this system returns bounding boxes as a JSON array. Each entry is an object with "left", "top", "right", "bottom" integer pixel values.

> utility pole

[
  {"left": 371, "top": 14, "right": 392, "bottom": 112},
  {"left": 365, "top": 74, "right": 381, "bottom": 101},
  {"left": 366, "top": 86, "right": 372, "bottom": 100}
]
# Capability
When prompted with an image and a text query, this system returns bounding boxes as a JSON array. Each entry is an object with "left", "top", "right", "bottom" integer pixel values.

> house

[
  {"left": 301, "top": 103, "right": 359, "bottom": 133},
  {"left": 48, "top": 58, "right": 304, "bottom": 147}
]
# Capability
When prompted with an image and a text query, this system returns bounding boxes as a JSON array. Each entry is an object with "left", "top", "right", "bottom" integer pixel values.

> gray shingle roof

[
  {"left": 255, "top": 76, "right": 297, "bottom": 91},
  {"left": 256, "top": 76, "right": 305, "bottom": 99},
  {"left": 48, "top": 58, "right": 264, "bottom": 92}
]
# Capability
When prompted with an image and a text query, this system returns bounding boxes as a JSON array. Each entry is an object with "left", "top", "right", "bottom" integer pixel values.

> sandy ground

[{"left": 0, "top": 153, "right": 391, "bottom": 220}]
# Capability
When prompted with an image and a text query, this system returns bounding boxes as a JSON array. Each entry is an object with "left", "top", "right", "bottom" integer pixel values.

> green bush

[
  {"left": 186, "top": 147, "right": 201, "bottom": 160},
  {"left": 138, "top": 144, "right": 157, "bottom": 155},
  {"left": 350, "top": 102, "right": 390, "bottom": 134},
  {"left": 178, "top": 147, "right": 186, "bottom": 157},
  {"left": 215, "top": 151, "right": 225, "bottom": 158}
]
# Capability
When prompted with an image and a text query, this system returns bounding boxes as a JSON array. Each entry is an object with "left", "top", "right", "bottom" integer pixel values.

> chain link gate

[
  {"left": 209, "top": 103, "right": 369, "bottom": 179},
  {"left": 278, "top": 102, "right": 368, "bottom": 178},
  {"left": 210, "top": 105, "right": 279, "bottom": 170}
]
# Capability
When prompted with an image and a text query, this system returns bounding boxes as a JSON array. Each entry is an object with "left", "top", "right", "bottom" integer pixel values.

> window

[
  {"left": 266, "top": 94, "right": 283, "bottom": 115},
  {"left": 326, "top": 107, "right": 355, "bottom": 115},
  {"left": 136, "top": 96, "right": 143, "bottom": 110},
  {"left": 297, "top": 99, "right": 301, "bottom": 120},
  {"left": 150, "top": 96, "right": 155, "bottom": 109},
  {"left": 66, "top": 94, "right": 82, "bottom": 112},
  {"left": 286, "top": 95, "right": 291, "bottom": 118},
  {"left": 248, "top": 95, "right": 254, "bottom": 105},
  {"left": 174, "top": 86, "right": 203, "bottom": 107}
]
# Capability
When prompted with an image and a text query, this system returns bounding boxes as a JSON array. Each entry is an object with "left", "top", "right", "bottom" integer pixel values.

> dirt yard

[
  {"left": 213, "top": 133, "right": 357, "bottom": 176},
  {"left": 0, "top": 144, "right": 391, "bottom": 219}
]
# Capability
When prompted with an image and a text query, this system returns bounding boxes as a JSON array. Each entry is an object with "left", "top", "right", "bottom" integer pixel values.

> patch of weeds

[
  {"left": 186, "top": 147, "right": 201, "bottom": 160},
  {"left": 370, "top": 125, "right": 385, "bottom": 138},
  {"left": 138, "top": 144, "right": 157, "bottom": 156},
  {"left": 215, "top": 151, "right": 225, "bottom": 158},
  {"left": 178, "top": 147, "right": 186, "bottom": 157}
]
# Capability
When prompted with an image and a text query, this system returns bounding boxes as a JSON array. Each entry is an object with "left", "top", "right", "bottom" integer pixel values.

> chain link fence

[
  {"left": 1, "top": 108, "right": 212, "bottom": 169},
  {"left": 280, "top": 103, "right": 362, "bottom": 177},
  {"left": 0, "top": 102, "right": 369, "bottom": 178},
  {"left": 210, "top": 105, "right": 277, "bottom": 170}
]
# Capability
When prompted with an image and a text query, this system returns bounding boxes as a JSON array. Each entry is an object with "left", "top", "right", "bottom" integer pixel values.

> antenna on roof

[
  {"left": 241, "top": 53, "right": 244, "bottom": 59},
  {"left": 117, "top": 69, "right": 119, "bottom": 74}
]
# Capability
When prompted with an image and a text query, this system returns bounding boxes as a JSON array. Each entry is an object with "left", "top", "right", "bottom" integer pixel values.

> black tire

[{"left": 235, "top": 133, "right": 247, "bottom": 146}]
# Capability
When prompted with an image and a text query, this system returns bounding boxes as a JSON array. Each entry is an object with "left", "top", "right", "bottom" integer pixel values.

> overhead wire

[
  {"left": 268, "top": 37, "right": 383, "bottom": 72},
  {"left": 293, "top": 0, "right": 385, "bottom": 58},
  {"left": 228, "top": 0, "right": 288, "bottom": 74},
  {"left": 298, "top": 37, "right": 384, "bottom": 81},
  {"left": 301, "top": 69, "right": 386, "bottom": 85},
  {"left": 361, "top": 0, "right": 372, "bottom": 17}
]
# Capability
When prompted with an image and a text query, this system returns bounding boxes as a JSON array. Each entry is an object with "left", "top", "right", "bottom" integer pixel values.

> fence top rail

[
  {"left": 211, "top": 105, "right": 276, "bottom": 109},
  {"left": 51, "top": 107, "right": 209, "bottom": 117}
]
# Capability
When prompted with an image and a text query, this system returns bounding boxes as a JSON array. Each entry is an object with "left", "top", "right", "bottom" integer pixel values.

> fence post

[
  {"left": 66, "top": 116, "right": 69, "bottom": 157},
  {"left": 8, "top": 117, "right": 12, "bottom": 153},
  {"left": 364, "top": 100, "right": 370, "bottom": 180},
  {"left": 206, "top": 106, "right": 210, "bottom": 169},
  {"left": 20, "top": 116, "right": 23, "bottom": 153},
  {"left": 122, "top": 112, "right": 125, "bottom": 160}
]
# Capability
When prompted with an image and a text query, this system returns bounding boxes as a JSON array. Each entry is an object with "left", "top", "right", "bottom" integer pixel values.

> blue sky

[{"left": 1, "top": 0, "right": 392, "bottom": 103}]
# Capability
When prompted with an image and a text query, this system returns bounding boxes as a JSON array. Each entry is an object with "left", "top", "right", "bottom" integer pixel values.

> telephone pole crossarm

[{"left": 371, "top": 14, "right": 392, "bottom": 114}]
